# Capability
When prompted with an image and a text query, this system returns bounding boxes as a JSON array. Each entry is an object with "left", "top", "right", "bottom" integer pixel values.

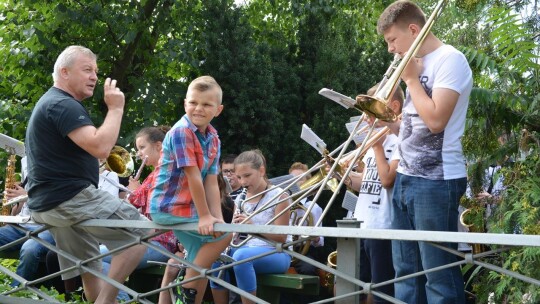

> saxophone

[{"left": 2, "top": 154, "right": 17, "bottom": 219}]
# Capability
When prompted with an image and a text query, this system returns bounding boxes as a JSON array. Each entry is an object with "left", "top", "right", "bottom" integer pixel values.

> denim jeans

[
  {"left": 210, "top": 246, "right": 291, "bottom": 292},
  {"left": 0, "top": 224, "right": 55, "bottom": 287},
  {"left": 391, "top": 173, "right": 466, "bottom": 304}
]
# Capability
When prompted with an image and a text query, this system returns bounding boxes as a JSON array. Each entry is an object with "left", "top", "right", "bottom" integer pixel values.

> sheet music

[
  {"left": 318, "top": 88, "right": 356, "bottom": 109},
  {"left": 300, "top": 124, "right": 326, "bottom": 155},
  {"left": 0, "top": 133, "right": 25, "bottom": 157}
]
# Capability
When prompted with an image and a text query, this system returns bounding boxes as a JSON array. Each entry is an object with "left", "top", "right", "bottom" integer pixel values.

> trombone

[
  {"left": 355, "top": 0, "right": 449, "bottom": 122},
  {"left": 307, "top": 0, "right": 450, "bottom": 228}
]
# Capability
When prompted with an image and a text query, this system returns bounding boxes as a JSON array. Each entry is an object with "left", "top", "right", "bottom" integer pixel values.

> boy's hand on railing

[{"left": 198, "top": 214, "right": 225, "bottom": 238}]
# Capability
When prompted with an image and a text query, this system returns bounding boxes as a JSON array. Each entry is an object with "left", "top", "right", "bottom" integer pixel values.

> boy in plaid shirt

[{"left": 150, "top": 76, "right": 232, "bottom": 304}]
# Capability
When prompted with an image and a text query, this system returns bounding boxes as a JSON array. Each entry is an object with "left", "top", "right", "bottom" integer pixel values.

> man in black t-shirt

[{"left": 26, "top": 45, "right": 148, "bottom": 303}]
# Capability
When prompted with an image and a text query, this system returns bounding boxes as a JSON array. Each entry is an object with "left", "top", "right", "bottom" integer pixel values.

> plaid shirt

[{"left": 149, "top": 114, "right": 220, "bottom": 218}]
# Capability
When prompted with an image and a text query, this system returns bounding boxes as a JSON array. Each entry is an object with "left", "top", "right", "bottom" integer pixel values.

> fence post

[{"left": 335, "top": 219, "right": 360, "bottom": 304}]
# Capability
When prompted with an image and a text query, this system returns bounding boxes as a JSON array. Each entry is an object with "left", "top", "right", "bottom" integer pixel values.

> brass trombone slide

[
  {"left": 299, "top": 115, "right": 376, "bottom": 228},
  {"left": 356, "top": 0, "right": 449, "bottom": 122},
  {"left": 231, "top": 170, "right": 326, "bottom": 247},
  {"left": 310, "top": 0, "right": 450, "bottom": 228}
]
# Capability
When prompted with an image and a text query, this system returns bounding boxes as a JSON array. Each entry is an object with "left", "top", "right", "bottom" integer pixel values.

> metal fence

[{"left": 1, "top": 215, "right": 539, "bottom": 304}]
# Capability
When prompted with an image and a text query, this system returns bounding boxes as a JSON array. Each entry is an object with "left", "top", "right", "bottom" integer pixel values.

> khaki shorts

[{"left": 32, "top": 186, "right": 149, "bottom": 279}]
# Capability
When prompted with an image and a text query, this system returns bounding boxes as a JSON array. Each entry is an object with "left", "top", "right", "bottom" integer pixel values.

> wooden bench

[
  {"left": 129, "top": 266, "right": 320, "bottom": 304},
  {"left": 257, "top": 273, "right": 320, "bottom": 304}
]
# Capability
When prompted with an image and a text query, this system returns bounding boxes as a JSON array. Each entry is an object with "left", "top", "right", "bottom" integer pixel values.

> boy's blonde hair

[
  {"left": 377, "top": 0, "right": 426, "bottom": 34},
  {"left": 187, "top": 76, "right": 223, "bottom": 104},
  {"left": 289, "top": 162, "right": 311, "bottom": 179}
]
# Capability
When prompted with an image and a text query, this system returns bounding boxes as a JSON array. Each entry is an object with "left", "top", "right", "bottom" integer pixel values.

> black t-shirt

[{"left": 26, "top": 87, "right": 98, "bottom": 212}]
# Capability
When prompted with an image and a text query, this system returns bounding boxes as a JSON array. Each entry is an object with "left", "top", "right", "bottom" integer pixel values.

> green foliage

[
  {"left": 0, "top": 258, "right": 72, "bottom": 302},
  {"left": 0, "top": 0, "right": 539, "bottom": 300}
]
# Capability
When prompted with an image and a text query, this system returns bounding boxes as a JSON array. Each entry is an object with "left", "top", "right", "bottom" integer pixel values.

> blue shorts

[{"left": 151, "top": 212, "right": 229, "bottom": 263}]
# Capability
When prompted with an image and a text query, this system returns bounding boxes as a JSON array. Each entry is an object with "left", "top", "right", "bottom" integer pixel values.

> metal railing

[{"left": 1, "top": 215, "right": 539, "bottom": 304}]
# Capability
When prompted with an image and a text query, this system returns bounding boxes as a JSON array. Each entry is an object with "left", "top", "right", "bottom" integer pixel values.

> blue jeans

[
  {"left": 210, "top": 246, "right": 291, "bottom": 292},
  {"left": 0, "top": 224, "right": 55, "bottom": 287},
  {"left": 391, "top": 173, "right": 466, "bottom": 304}
]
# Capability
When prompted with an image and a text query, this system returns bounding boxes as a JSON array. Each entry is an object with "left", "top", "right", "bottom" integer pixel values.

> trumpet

[{"left": 231, "top": 188, "right": 249, "bottom": 246}]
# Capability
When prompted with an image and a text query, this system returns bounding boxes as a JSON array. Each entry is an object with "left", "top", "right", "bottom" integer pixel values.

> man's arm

[
  {"left": 402, "top": 58, "right": 460, "bottom": 134},
  {"left": 68, "top": 78, "right": 125, "bottom": 159}
]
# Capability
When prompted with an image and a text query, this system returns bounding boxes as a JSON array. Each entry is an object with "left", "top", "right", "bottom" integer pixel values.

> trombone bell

[
  {"left": 355, "top": 94, "right": 397, "bottom": 122},
  {"left": 300, "top": 169, "right": 340, "bottom": 193}
]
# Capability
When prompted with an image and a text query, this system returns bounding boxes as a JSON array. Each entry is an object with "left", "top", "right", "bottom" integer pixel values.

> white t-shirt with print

[
  {"left": 397, "top": 44, "right": 473, "bottom": 180},
  {"left": 354, "top": 134, "right": 399, "bottom": 229}
]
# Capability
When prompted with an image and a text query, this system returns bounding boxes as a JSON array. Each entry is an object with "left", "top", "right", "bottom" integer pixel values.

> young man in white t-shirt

[{"left": 375, "top": 1, "right": 473, "bottom": 303}]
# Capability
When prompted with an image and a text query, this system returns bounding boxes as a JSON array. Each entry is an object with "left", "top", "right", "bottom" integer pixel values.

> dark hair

[
  {"left": 377, "top": 0, "right": 426, "bottom": 34},
  {"left": 136, "top": 125, "right": 170, "bottom": 144},
  {"left": 221, "top": 154, "right": 238, "bottom": 165},
  {"left": 217, "top": 173, "right": 234, "bottom": 223}
]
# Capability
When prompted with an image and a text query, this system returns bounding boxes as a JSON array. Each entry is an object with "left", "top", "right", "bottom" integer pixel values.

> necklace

[{"left": 245, "top": 183, "right": 269, "bottom": 213}]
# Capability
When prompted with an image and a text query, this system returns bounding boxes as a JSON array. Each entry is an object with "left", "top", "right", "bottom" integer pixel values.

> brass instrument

[
  {"left": 459, "top": 208, "right": 486, "bottom": 254},
  {"left": 2, "top": 154, "right": 17, "bottom": 218},
  {"left": 231, "top": 188, "right": 250, "bottom": 247},
  {"left": 1, "top": 133, "right": 25, "bottom": 224},
  {"left": 355, "top": 0, "right": 449, "bottom": 122},
  {"left": 300, "top": 121, "right": 395, "bottom": 194},
  {"left": 300, "top": 168, "right": 339, "bottom": 193},
  {"left": 106, "top": 145, "right": 134, "bottom": 177},
  {"left": 318, "top": 250, "right": 337, "bottom": 294},
  {"left": 289, "top": 203, "right": 315, "bottom": 264}
]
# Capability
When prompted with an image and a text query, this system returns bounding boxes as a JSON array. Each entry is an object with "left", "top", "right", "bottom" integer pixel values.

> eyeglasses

[{"left": 222, "top": 169, "right": 235, "bottom": 175}]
